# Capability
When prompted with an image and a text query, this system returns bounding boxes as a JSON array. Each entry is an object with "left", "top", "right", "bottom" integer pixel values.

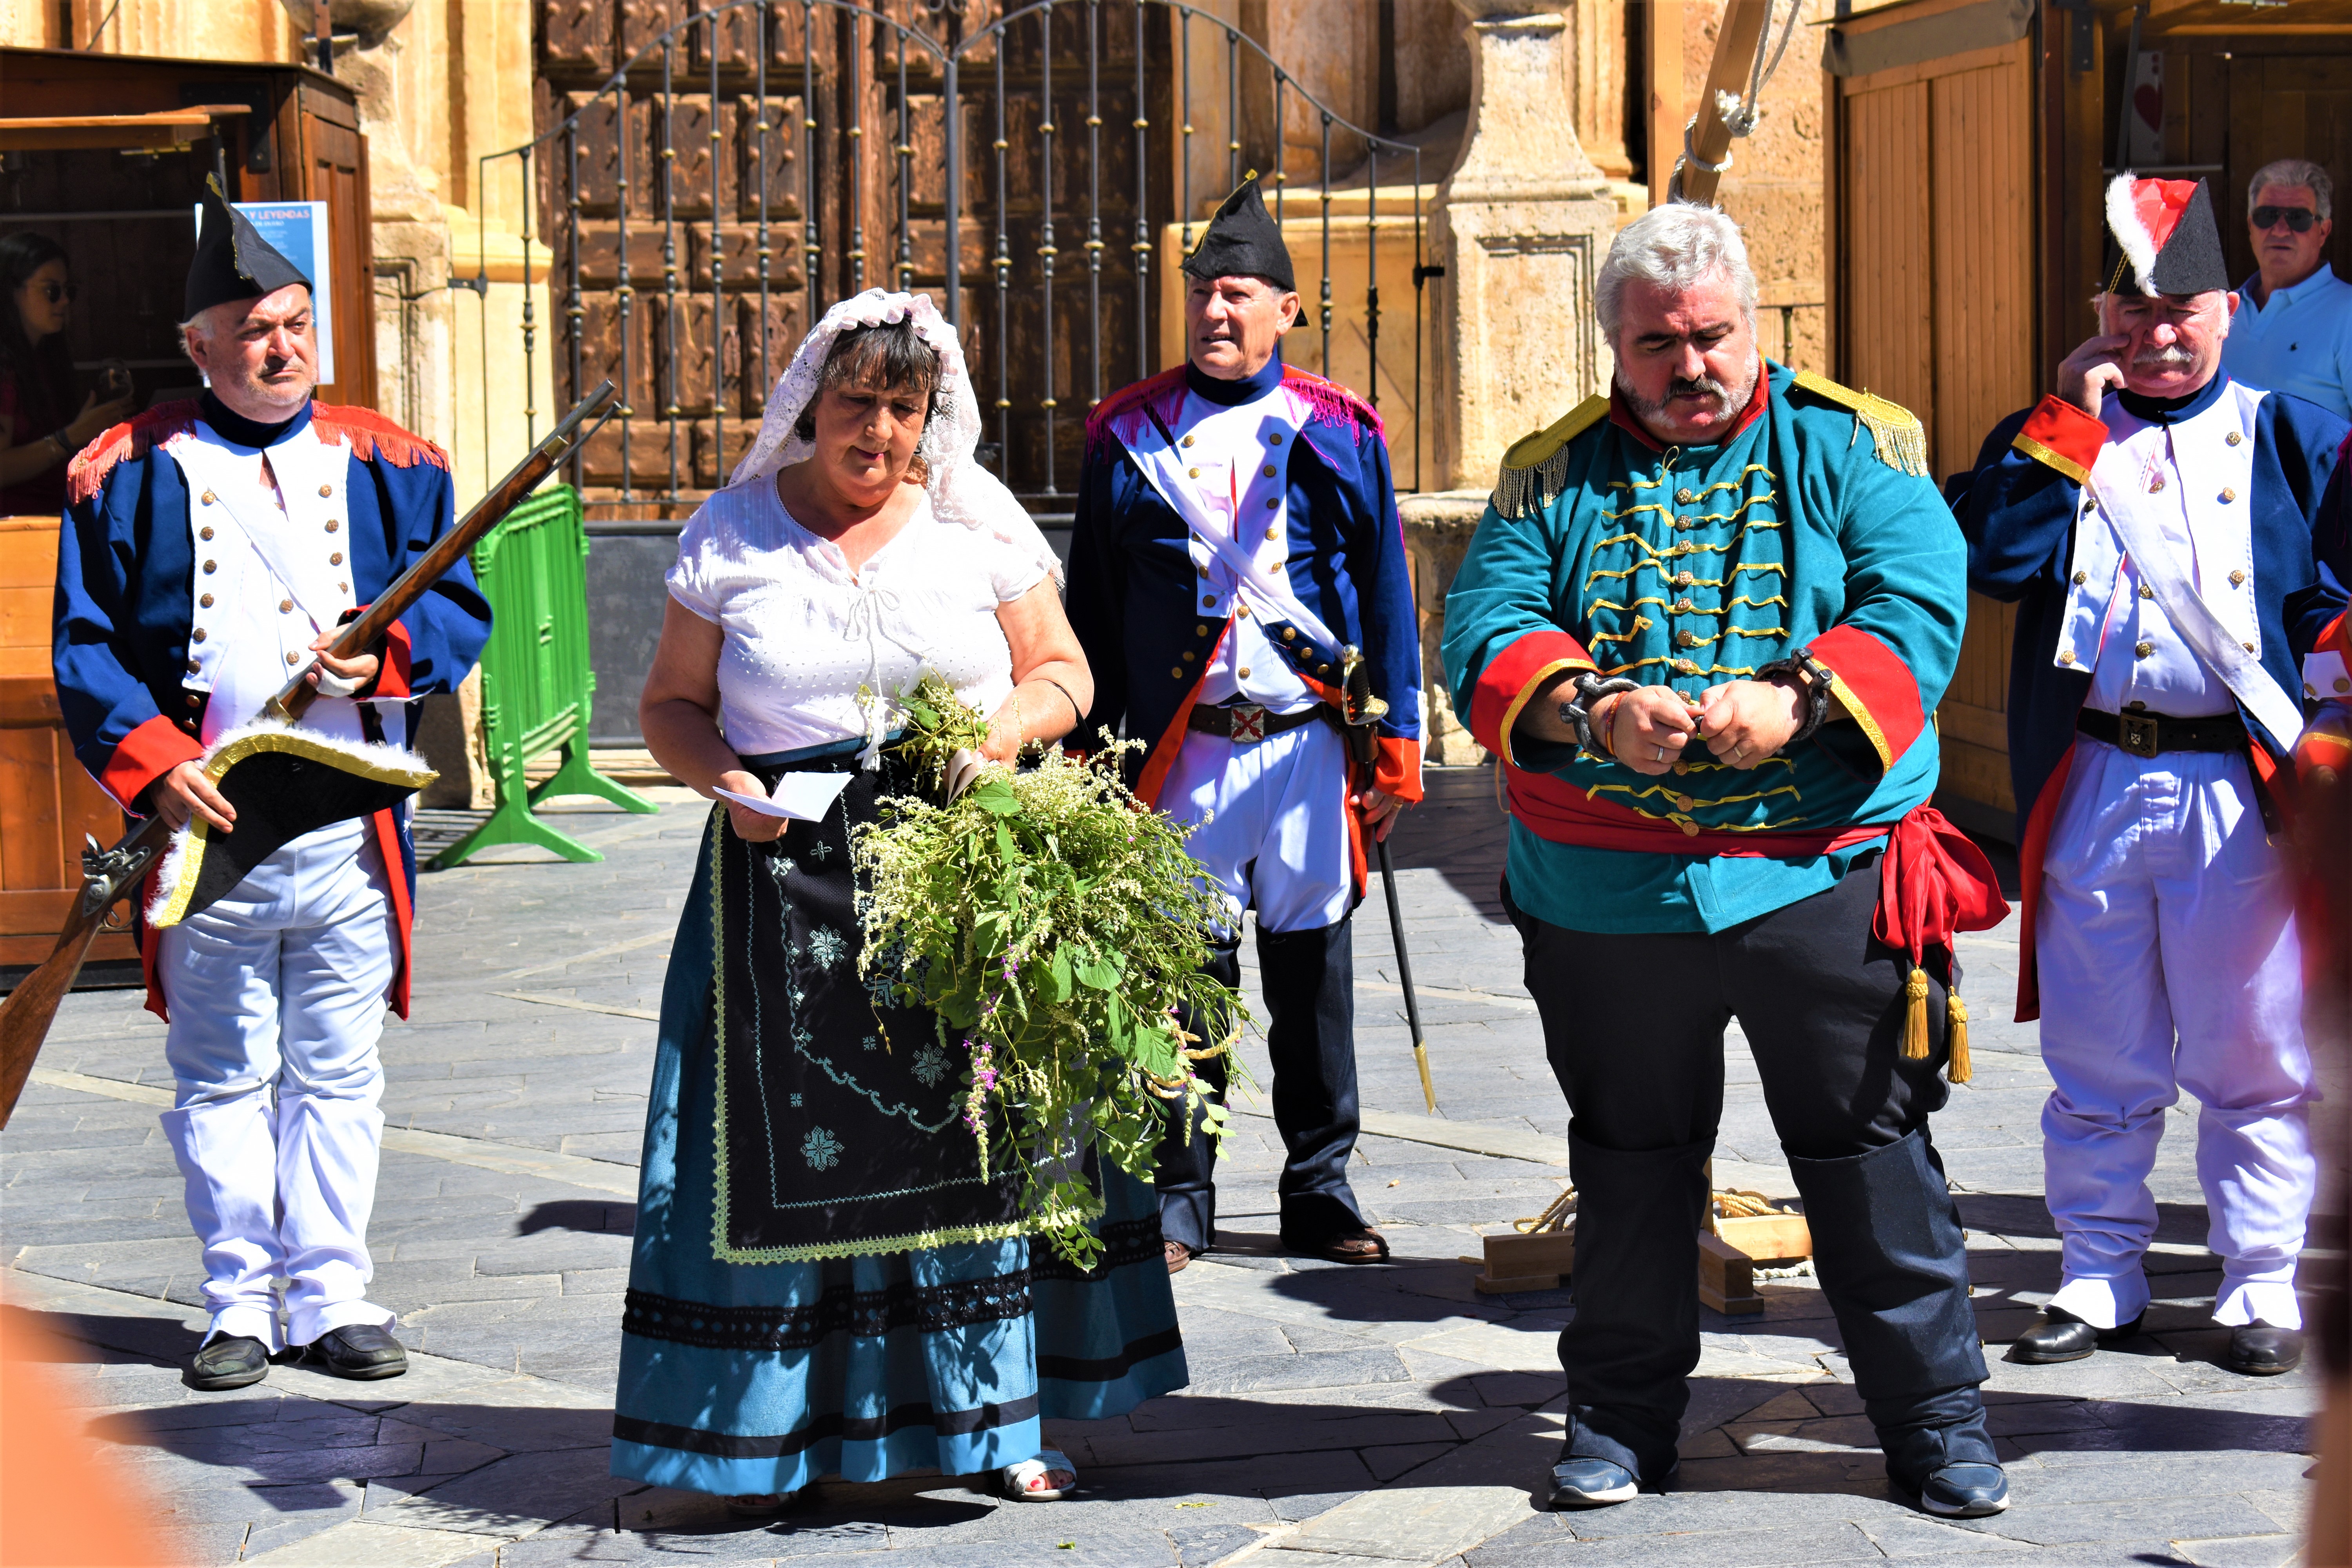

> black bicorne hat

[
  {"left": 2103, "top": 174, "right": 2231, "bottom": 297},
  {"left": 187, "top": 174, "right": 311, "bottom": 320},
  {"left": 1181, "top": 175, "right": 1296, "bottom": 293}
]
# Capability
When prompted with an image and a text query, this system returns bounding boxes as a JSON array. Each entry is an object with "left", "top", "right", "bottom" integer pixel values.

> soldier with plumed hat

[
  {"left": 50, "top": 178, "right": 491, "bottom": 1392},
  {"left": 1955, "top": 174, "right": 2348, "bottom": 1376},
  {"left": 1066, "top": 177, "right": 1423, "bottom": 1271}
]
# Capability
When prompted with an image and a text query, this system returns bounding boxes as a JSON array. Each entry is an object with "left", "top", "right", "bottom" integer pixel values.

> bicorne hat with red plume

[{"left": 2103, "top": 173, "right": 2230, "bottom": 297}]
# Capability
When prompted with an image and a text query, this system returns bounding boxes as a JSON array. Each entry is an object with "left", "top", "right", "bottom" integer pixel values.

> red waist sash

[{"left": 1504, "top": 769, "right": 2010, "bottom": 961}]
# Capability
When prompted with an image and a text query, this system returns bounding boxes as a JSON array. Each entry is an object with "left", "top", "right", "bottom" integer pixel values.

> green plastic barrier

[{"left": 431, "top": 483, "right": 653, "bottom": 867}]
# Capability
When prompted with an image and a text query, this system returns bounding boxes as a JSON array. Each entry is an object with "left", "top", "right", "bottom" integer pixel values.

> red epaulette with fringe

[
  {"left": 65, "top": 400, "right": 200, "bottom": 506},
  {"left": 313, "top": 403, "right": 451, "bottom": 470},
  {"left": 1281, "top": 365, "right": 1384, "bottom": 439},
  {"left": 1084, "top": 366, "right": 1188, "bottom": 451}
]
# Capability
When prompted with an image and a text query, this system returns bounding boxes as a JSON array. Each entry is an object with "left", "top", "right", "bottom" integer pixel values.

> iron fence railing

[{"left": 473, "top": 0, "right": 1436, "bottom": 514}]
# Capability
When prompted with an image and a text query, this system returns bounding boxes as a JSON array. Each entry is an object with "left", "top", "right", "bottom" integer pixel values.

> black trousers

[
  {"left": 1154, "top": 919, "right": 1366, "bottom": 1251},
  {"left": 1507, "top": 858, "right": 1993, "bottom": 1489}
]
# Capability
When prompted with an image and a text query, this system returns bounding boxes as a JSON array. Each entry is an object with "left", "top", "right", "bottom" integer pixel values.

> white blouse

[{"left": 666, "top": 475, "right": 1050, "bottom": 759}]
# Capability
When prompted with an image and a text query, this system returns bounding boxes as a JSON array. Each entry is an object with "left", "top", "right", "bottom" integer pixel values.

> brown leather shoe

[
  {"left": 1287, "top": 1226, "right": 1389, "bottom": 1264},
  {"left": 1164, "top": 1240, "right": 1194, "bottom": 1274}
]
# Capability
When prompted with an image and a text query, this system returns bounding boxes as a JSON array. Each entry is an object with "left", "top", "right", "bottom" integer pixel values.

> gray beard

[{"left": 1617, "top": 361, "right": 1761, "bottom": 435}]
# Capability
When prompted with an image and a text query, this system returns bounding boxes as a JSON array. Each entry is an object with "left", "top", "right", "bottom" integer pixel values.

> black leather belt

[
  {"left": 1187, "top": 701, "right": 1332, "bottom": 744},
  {"left": 2077, "top": 707, "right": 2247, "bottom": 759}
]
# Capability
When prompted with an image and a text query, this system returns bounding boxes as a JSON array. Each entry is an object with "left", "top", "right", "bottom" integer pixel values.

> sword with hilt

[
  {"left": 0, "top": 380, "right": 619, "bottom": 1128},
  {"left": 1339, "top": 644, "right": 1437, "bottom": 1114}
]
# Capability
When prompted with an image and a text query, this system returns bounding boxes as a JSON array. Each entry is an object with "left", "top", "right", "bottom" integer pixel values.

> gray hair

[
  {"left": 1594, "top": 202, "right": 1760, "bottom": 339},
  {"left": 2247, "top": 158, "right": 2332, "bottom": 223}
]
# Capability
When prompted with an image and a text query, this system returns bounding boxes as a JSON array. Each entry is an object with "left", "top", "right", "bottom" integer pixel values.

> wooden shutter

[
  {"left": 293, "top": 83, "right": 378, "bottom": 411},
  {"left": 1832, "top": 23, "right": 2037, "bottom": 828}
]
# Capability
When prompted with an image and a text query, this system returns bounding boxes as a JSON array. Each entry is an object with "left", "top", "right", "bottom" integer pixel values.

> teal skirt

[{"left": 612, "top": 749, "right": 1186, "bottom": 1497}]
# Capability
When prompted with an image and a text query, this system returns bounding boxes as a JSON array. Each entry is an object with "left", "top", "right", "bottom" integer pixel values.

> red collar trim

[{"left": 1606, "top": 361, "right": 1770, "bottom": 452}]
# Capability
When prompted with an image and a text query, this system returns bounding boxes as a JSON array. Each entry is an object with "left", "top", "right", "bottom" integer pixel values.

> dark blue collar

[
  {"left": 199, "top": 390, "right": 312, "bottom": 450},
  {"left": 2117, "top": 370, "right": 2229, "bottom": 426},
  {"left": 1185, "top": 351, "right": 1285, "bottom": 407}
]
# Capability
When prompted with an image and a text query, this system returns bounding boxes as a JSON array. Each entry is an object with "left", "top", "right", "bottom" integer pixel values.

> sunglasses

[
  {"left": 2250, "top": 206, "right": 2319, "bottom": 233},
  {"left": 29, "top": 280, "right": 77, "bottom": 304}
]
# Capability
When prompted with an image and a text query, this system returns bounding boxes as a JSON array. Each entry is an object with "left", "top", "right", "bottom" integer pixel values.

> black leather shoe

[
  {"left": 184, "top": 1334, "right": 271, "bottom": 1390},
  {"left": 2225, "top": 1320, "right": 2302, "bottom": 1376},
  {"left": 1913, "top": 1461, "right": 2010, "bottom": 1518},
  {"left": 2009, "top": 1305, "right": 2144, "bottom": 1364},
  {"left": 1547, "top": 1456, "right": 1641, "bottom": 1508},
  {"left": 298, "top": 1323, "right": 408, "bottom": 1380}
]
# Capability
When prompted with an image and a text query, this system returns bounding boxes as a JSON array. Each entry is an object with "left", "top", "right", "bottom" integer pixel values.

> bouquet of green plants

[{"left": 853, "top": 675, "right": 1247, "bottom": 1266}]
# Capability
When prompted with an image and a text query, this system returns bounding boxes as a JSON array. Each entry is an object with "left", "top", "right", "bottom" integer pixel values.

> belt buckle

[
  {"left": 2119, "top": 712, "right": 2161, "bottom": 758},
  {"left": 1229, "top": 702, "right": 1268, "bottom": 744}
]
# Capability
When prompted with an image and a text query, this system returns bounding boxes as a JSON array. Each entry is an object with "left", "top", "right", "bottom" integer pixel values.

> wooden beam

[
  {"left": 1646, "top": 1, "right": 1686, "bottom": 211},
  {"left": 1673, "top": 0, "right": 1774, "bottom": 208},
  {"left": 0, "top": 105, "right": 248, "bottom": 154}
]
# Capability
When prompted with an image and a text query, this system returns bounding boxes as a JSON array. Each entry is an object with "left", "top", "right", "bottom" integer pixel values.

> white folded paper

[{"left": 712, "top": 770, "right": 855, "bottom": 821}]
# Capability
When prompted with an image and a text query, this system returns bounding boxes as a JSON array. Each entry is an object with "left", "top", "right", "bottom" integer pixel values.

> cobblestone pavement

[{"left": 1, "top": 768, "right": 2322, "bottom": 1566}]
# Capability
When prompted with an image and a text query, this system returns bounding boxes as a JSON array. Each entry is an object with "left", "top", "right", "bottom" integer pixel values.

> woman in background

[{"left": 0, "top": 232, "right": 132, "bottom": 515}]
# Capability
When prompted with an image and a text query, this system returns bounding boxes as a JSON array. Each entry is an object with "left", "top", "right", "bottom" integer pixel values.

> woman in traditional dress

[{"left": 615, "top": 290, "right": 1185, "bottom": 1512}]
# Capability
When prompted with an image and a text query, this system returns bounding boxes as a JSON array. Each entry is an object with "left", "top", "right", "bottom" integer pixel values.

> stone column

[{"left": 1428, "top": 0, "right": 1624, "bottom": 492}]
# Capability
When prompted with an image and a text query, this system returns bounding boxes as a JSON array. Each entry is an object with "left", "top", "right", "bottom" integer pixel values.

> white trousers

[
  {"left": 1162, "top": 719, "right": 1354, "bottom": 934},
  {"left": 2036, "top": 738, "right": 2316, "bottom": 1330},
  {"left": 157, "top": 820, "right": 397, "bottom": 1350}
]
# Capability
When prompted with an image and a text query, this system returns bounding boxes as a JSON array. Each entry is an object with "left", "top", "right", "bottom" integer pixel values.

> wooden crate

[{"left": 1, "top": 516, "right": 139, "bottom": 976}]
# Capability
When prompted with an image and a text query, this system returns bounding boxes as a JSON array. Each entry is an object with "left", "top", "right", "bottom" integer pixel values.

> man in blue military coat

[
  {"left": 53, "top": 184, "right": 489, "bottom": 1392},
  {"left": 1067, "top": 178, "right": 1422, "bottom": 1271}
]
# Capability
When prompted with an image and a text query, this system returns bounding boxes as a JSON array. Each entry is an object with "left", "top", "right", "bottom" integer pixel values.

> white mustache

[{"left": 2132, "top": 344, "right": 2196, "bottom": 369}]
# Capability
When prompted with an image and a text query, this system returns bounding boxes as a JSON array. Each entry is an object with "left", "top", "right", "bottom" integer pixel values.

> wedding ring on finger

[{"left": 1654, "top": 745, "right": 1666, "bottom": 763}]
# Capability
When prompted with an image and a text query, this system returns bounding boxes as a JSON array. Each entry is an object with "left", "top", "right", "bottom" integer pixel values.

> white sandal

[{"left": 1001, "top": 1448, "right": 1076, "bottom": 1501}]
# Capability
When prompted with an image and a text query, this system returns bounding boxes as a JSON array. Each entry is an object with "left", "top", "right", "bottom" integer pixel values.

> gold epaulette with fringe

[
  {"left": 1790, "top": 370, "right": 1929, "bottom": 479},
  {"left": 1493, "top": 394, "right": 1610, "bottom": 519}
]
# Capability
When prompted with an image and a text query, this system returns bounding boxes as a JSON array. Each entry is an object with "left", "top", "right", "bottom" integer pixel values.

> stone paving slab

[{"left": 3, "top": 772, "right": 2323, "bottom": 1565}]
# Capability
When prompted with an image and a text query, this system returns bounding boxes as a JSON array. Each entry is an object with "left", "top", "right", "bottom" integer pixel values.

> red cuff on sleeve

[
  {"left": 2010, "top": 396, "right": 2105, "bottom": 483},
  {"left": 1371, "top": 735, "right": 1423, "bottom": 803},
  {"left": 1810, "top": 624, "right": 1925, "bottom": 771},
  {"left": 1467, "top": 630, "right": 1595, "bottom": 768},
  {"left": 2318, "top": 611, "right": 2349, "bottom": 662},
  {"left": 98, "top": 713, "right": 206, "bottom": 812},
  {"left": 372, "top": 619, "right": 414, "bottom": 700}
]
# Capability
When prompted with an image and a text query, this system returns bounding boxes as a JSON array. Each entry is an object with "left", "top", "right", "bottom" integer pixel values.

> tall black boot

[
  {"left": 1786, "top": 1131, "right": 1996, "bottom": 1491},
  {"left": 1557, "top": 1130, "right": 1712, "bottom": 1486},
  {"left": 1257, "top": 919, "right": 1367, "bottom": 1243},
  {"left": 1152, "top": 937, "right": 1241, "bottom": 1252}
]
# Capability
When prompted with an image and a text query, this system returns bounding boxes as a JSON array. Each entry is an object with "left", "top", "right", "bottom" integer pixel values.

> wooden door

[
  {"left": 0, "top": 518, "right": 139, "bottom": 977},
  {"left": 1834, "top": 25, "right": 2039, "bottom": 830},
  {"left": 292, "top": 83, "right": 379, "bottom": 411}
]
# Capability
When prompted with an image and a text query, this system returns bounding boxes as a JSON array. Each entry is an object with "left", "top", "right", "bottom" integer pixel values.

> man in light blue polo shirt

[{"left": 2221, "top": 158, "right": 2351, "bottom": 419}]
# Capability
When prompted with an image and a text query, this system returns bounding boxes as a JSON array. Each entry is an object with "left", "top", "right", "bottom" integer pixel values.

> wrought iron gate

[{"left": 485, "top": 0, "right": 1436, "bottom": 515}]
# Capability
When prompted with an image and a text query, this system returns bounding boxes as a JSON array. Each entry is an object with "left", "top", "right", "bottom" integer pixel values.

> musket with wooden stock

[{"left": 0, "top": 380, "right": 617, "bottom": 1128}]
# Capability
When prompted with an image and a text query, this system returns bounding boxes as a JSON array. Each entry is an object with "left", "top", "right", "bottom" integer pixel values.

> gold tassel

[
  {"left": 1901, "top": 965, "right": 1932, "bottom": 1060},
  {"left": 1855, "top": 402, "right": 1931, "bottom": 479},
  {"left": 1945, "top": 991, "right": 1971, "bottom": 1084}
]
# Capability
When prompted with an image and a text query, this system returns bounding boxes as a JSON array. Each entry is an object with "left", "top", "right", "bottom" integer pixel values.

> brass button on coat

[
  {"left": 199, "top": 593, "right": 214, "bottom": 608},
  {"left": 1188, "top": 467, "right": 1201, "bottom": 478},
  {"left": 2135, "top": 640, "right": 2155, "bottom": 658},
  {"left": 1262, "top": 465, "right": 1276, "bottom": 478},
  {"left": 1238, "top": 666, "right": 1252, "bottom": 678},
  {"left": 2226, "top": 431, "right": 2243, "bottom": 446},
  {"left": 2230, "top": 569, "right": 2247, "bottom": 586},
  {"left": 1674, "top": 570, "right": 1696, "bottom": 588},
  {"left": 1281, "top": 628, "right": 1296, "bottom": 641},
  {"left": 328, "top": 551, "right": 343, "bottom": 565},
  {"left": 2149, "top": 476, "right": 2166, "bottom": 492},
  {"left": 1196, "top": 624, "right": 1209, "bottom": 637},
  {"left": 1182, "top": 434, "right": 1194, "bottom": 446},
  {"left": 2219, "top": 488, "right": 2236, "bottom": 503},
  {"left": 200, "top": 490, "right": 216, "bottom": 505},
  {"left": 287, "top": 651, "right": 302, "bottom": 665},
  {"left": 279, "top": 599, "right": 294, "bottom": 613},
  {"left": 191, "top": 628, "right": 206, "bottom": 642},
  {"left": 1678, "top": 818, "right": 1700, "bottom": 837},
  {"left": 203, "top": 559, "right": 216, "bottom": 573},
  {"left": 1265, "top": 498, "right": 1278, "bottom": 510},
  {"left": 1268, "top": 433, "right": 1282, "bottom": 445},
  {"left": 1675, "top": 793, "right": 1695, "bottom": 812},
  {"left": 2243, "top": 640, "right": 2257, "bottom": 653},
  {"left": 1169, "top": 666, "right": 1184, "bottom": 678},
  {"left": 1182, "top": 650, "right": 1195, "bottom": 662},
  {"left": 1676, "top": 488, "right": 1696, "bottom": 504},
  {"left": 325, "top": 519, "right": 340, "bottom": 532},
  {"left": 1202, "top": 595, "right": 1215, "bottom": 608},
  {"left": 2139, "top": 583, "right": 2155, "bottom": 599},
  {"left": 185, "top": 658, "right": 201, "bottom": 673},
  {"left": 2058, "top": 650, "right": 2077, "bottom": 665},
  {"left": 199, "top": 526, "right": 214, "bottom": 541},
  {"left": 2073, "top": 571, "right": 2088, "bottom": 584},
  {"left": 1266, "top": 526, "right": 1281, "bottom": 541},
  {"left": 318, "top": 485, "right": 332, "bottom": 497}
]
